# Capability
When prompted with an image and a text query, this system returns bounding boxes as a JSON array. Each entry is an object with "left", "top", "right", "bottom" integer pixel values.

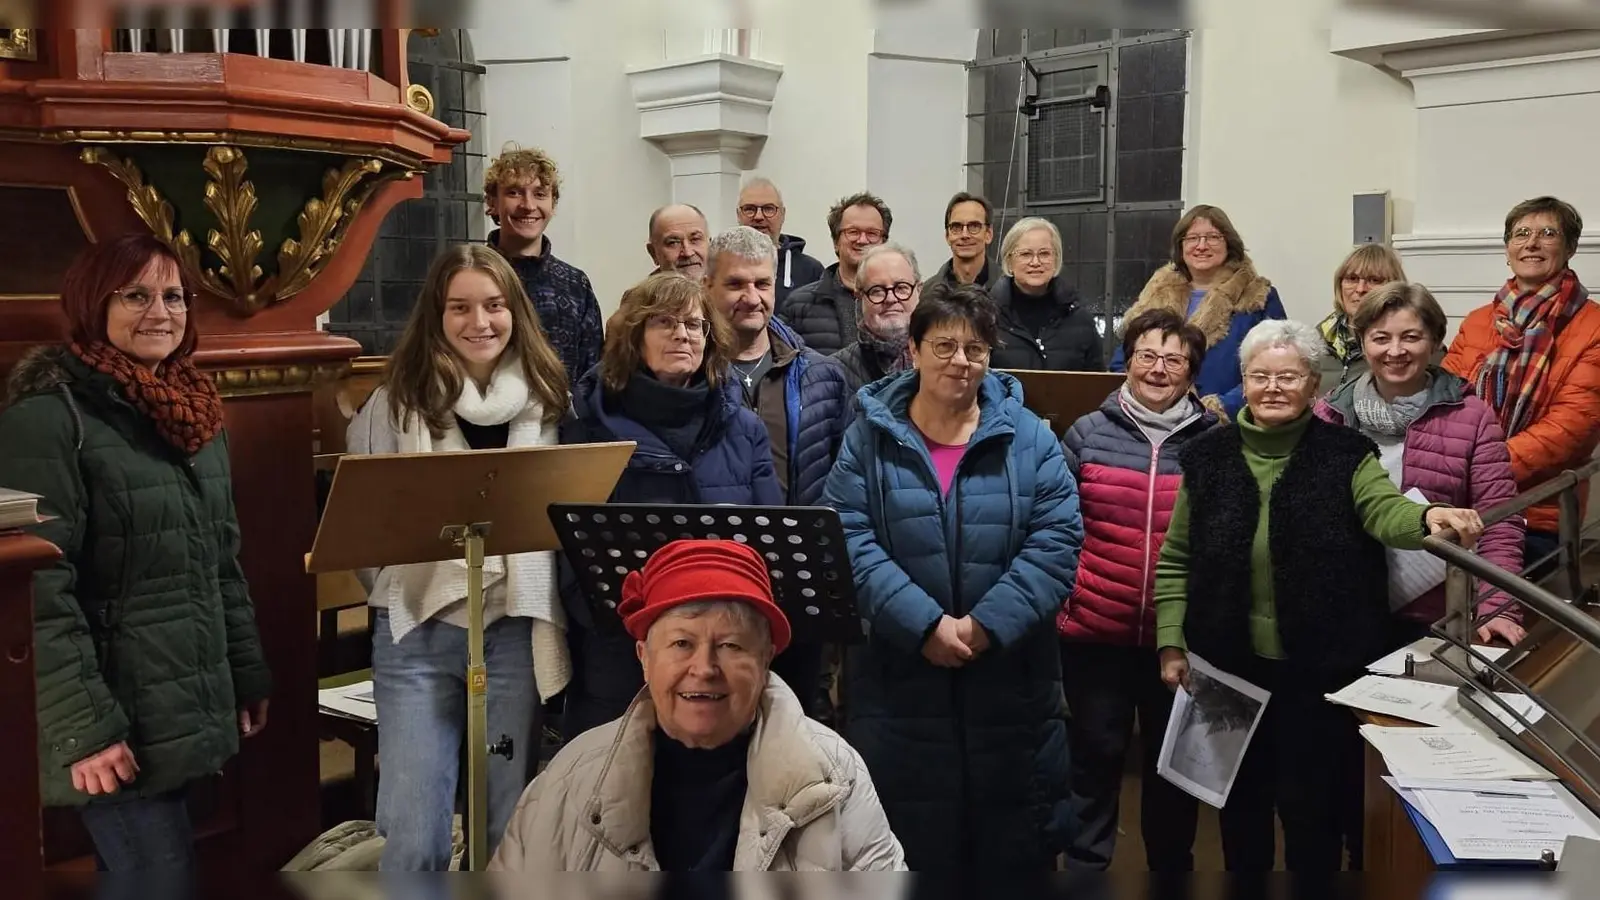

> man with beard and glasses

[
  {"left": 702, "top": 226, "right": 854, "bottom": 720},
  {"left": 834, "top": 242, "right": 922, "bottom": 394}
]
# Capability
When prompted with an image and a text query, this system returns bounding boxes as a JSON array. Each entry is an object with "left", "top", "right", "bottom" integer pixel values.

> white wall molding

[
  {"left": 1392, "top": 231, "right": 1600, "bottom": 334},
  {"left": 626, "top": 53, "right": 784, "bottom": 233}
]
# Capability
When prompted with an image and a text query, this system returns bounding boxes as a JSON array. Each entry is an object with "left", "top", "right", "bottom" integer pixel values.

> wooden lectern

[
  {"left": 307, "top": 441, "right": 634, "bottom": 870},
  {"left": 999, "top": 368, "right": 1126, "bottom": 437}
]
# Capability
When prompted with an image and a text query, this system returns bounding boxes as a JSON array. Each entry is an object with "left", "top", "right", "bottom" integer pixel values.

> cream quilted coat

[{"left": 489, "top": 675, "right": 906, "bottom": 872}]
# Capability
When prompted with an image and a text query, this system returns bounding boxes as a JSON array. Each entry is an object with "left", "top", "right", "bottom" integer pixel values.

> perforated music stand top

[{"left": 548, "top": 503, "right": 862, "bottom": 644}]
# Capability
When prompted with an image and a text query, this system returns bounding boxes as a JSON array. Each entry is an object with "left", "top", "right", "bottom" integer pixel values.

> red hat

[{"left": 618, "top": 539, "right": 791, "bottom": 654}]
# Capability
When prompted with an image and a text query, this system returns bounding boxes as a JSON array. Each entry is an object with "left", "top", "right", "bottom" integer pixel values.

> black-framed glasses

[
  {"left": 738, "top": 203, "right": 781, "bottom": 219},
  {"left": 924, "top": 338, "right": 990, "bottom": 362},
  {"left": 946, "top": 221, "right": 988, "bottom": 236},
  {"left": 113, "top": 286, "right": 190, "bottom": 314},
  {"left": 863, "top": 281, "right": 917, "bottom": 305},
  {"left": 646, "top": 314, "right": 710, "bottom": 339}
]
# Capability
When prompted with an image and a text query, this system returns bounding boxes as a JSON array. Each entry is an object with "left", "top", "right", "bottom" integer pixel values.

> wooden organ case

[{"left": 0, "top": 10, "right": 467, "bottom": 881}]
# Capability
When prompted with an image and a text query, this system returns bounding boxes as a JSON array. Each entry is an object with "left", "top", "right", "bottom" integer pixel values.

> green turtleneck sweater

[{"left": 1154, "top": 409, "right": 1433, "bottom": 659}]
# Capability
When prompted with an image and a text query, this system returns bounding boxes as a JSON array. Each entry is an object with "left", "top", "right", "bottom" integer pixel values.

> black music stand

[{"left": 548, "top": 503, "right": 863, "bottom": 645}]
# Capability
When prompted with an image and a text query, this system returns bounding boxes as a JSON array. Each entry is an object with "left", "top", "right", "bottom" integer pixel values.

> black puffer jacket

[
  {"left": 777, "top": 264, "right": 857, "bottom": 357},
  {"left": 989, "top": 276, "right": 1105, "bottom": 372}
]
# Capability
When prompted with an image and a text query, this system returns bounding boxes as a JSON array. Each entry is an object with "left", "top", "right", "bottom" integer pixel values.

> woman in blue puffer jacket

[
  {"left": 559, "top": 272, "right": 782, "bottom": 738},
  {"left": 822, "top": 282, "right": 1084, "bottom": 881}
]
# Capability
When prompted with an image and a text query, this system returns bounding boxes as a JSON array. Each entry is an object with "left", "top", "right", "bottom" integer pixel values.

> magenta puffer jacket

[
  {"left": 1058, "top": 390, "right": 1217, "bottom": 645},
  {"left": 1314, "top": 370, "right": 1525, "bottom": 623}
]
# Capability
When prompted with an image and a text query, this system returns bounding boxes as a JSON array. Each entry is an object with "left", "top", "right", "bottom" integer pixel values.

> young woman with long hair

[{"left": 347, "top": 243, "right": 571, "bottom": 870}]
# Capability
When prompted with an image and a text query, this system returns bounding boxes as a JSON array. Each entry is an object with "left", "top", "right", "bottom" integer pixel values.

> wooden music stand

[
  {"left": 1000, "top": 368, "right": 1126, "bottom": 436},
  {"left": 306, "top": 440, "right": 634, "bottom": 870}
]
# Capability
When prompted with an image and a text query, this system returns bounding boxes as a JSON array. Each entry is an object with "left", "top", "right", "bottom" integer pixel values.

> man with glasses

[
  {"left": 836, "top": 242, "right": 922, "bottom": 393},
  {"left": 701, "top": 226, "right": 853, "bottom": 721},
  {"left": 737, "top": 176, "right": 824, "bottom": 304},
  {"left": 924, "top": 192, "right": 999, "bottom": 292},
  {"left": 778, "top": 191, "right": 894, "bottom": 356}
]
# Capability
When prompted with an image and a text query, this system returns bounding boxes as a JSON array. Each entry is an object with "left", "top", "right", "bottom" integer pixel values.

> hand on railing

[{"left": 1425, "top": 506, "right": 1485, "bottom": 549}]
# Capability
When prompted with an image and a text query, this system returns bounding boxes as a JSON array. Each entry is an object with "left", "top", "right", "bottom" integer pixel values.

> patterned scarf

[
  {"left": 1474, "top": 269, "right": 1589, "bottom": 437},
  {"left": 1317, "top": 311, "right": 1361, "bottom": 364},
  {"left": 855, "top": 307, "right": 914, "bottom": 373},
  {"left": 70, "top": 340, "right": 223, "bottom": 455},
  {"left": 1351, "top": 372, "right": 1431, "bottom": 438}
]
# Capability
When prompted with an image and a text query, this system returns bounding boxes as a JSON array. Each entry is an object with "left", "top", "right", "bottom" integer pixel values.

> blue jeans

[
  {"left": 372, "top": 609, "right": 536, "bottom": 870},
  {"left": 78, "top": 788, "right": 195, "bottom": 898}
]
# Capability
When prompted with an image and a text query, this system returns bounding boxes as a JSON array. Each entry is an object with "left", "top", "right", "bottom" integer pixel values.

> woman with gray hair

[
  {"left": 491, "top": 540, "right": 905, "bottom": 872},
  {"left": 1152, "top": 318, "right": 1485, "bottom": 873},
  {"left": 987, "top": 217, "right": 1104, "bottom": 371}
]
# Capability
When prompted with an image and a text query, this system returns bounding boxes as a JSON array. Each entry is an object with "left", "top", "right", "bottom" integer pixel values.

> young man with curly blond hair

[{"left": 484, "top": 144, "right": 604, "bottom": 381}]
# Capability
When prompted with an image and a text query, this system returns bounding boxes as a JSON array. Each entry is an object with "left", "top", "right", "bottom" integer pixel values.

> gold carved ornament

[
  {"left": 81, "top": 145, "right": 415, "bottom": 314},
  {"left": 0, "top": 29, "right": 35, "bottom": 62}
]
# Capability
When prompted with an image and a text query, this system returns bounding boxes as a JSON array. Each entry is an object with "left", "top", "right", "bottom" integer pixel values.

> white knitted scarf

[{"left": 385, "top": 354, "right": 570, "bottom": 700}]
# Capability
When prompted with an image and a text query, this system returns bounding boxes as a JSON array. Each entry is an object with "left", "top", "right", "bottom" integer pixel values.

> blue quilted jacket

[
  {"left": 821, "top": 368, "right": 1083, "bottom": 875},
  {"left": 766, "top": 317, "right": 855, "bottom": 506}
]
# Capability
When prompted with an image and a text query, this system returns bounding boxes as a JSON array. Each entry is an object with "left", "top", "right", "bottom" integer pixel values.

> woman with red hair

[{"left": 0, "top": 234, "right": 271, "bottom": 879}]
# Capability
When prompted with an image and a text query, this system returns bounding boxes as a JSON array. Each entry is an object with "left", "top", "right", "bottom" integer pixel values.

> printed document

[
  {"left": 1395, "top": 780, "right": 1600, "bottom": 862},
  {"left": 1326, "top": 674, "right": 1545, "bottom": 733},
  {"left": 1156, "top": 653, "right": 1270, "bottom": 809},
  {"left": 319, "top": 680, "right": 377, "bottom": 724},
  {"left": 1387, "top": 488, "right": 1448, "bottom": 610},
  {"left": 1359, "top": 724, "right": 1555, "bottom": 781}
]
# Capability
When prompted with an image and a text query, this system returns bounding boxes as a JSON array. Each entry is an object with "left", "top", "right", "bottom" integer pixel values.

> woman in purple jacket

[{"left": 1314, "top": 281, "right": 1526, "bottom": 647}]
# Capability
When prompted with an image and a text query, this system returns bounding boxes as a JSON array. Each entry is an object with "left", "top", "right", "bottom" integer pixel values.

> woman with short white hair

[
  {"left": 987, "top": 217, "right": 1103, "bottom": 371},
  {"left": 1152, "top": 318, "right": 1486, "bottom": 873},
  {"left": 490, "top": 539, "right": 905, "bottom": 872}
]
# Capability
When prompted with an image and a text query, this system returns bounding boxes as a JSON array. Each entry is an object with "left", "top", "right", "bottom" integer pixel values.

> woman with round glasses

[
  {"left": 1154, "top": 319, "right": 1485, "bottom": 873},
  {"left": 1117, "top": 205, "right": 1287, "bottom": 418},
  {"left": 823, "top": 282, "right": 1083, "bottom": 879},
  {"left": 558, "top": 271, "right": 782, "bottom": 738},
  {"left": 1443, "top": 196, "right": 1600, "bottom": 572},
  {"left": 987, "top": 217, "right": 1104, "bottom": 371},
  {"left": 0, "top": 234, "right": 271, "bottom": 876},
  {"left": 1317, "top": 244, "right": 1408, "bottom": 396}
]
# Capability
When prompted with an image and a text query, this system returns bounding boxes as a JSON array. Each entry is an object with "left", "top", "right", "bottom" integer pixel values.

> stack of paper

[
  {"left": 1360, "top": 724, "right": 1555, "bottom": 781},
  {"left": 1326, "top": 674, "right": 1545, "bottom": 733},
  {"left": 0, "top": 488, "right": 42, "bottom": 530},
  {"left": 1385, "top": 777, "right": 1600, "bottom": 862},
  {"left": 319, "top": 680, "right": 377, "bottom": 724}
]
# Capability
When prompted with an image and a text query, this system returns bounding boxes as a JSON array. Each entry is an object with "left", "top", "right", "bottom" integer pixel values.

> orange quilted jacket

[{"left": 1443, "top": 297, "right": 1600, "bottom": 533}]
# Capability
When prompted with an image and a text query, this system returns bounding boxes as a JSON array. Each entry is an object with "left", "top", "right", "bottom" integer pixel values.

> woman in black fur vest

[{"left": 1151, "top": 319, "right": 1484, "bottom": 873}]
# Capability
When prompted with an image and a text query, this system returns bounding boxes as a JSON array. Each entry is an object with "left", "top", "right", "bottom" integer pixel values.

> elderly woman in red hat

[{"left": 490, "top": 539, "right": 905, "bottom": 872}]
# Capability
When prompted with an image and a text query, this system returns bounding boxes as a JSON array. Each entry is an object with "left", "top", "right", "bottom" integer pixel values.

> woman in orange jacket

[{"left": 1443, "top": 196, "right": 1600, "bottom": 574}]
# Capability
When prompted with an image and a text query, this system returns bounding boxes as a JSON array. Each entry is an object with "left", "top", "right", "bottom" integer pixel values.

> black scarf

[{"left": 614, "top": 369, "right": 716, "bottom": 461}]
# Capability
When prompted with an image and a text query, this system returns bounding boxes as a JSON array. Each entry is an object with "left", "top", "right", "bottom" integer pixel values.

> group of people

[{"left": 3, "top": 130, "right": 1597, "bottom": 882}]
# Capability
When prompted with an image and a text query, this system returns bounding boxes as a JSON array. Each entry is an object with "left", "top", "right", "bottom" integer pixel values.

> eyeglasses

[
  {"left": 840, "top": 227, "right": 885, "bottom": 245},
  {"left": 113, "top": 286, "right": 190, "bottom": 314},
  {"left": 1131, "top": 350, "right": 1190, "bottom": 372},
  {"left": 738, "top": 204, "right": 781, "bottom": 219},
  {"left": 1341, "top": 273, "right": 1392, "bottom": 289},
  {"left": 863, "top": 281, "right": 917, "bottom": 305},
  {"left": 646, "top": 314, "right": 710, "bottom": 339},
  {"left": 946, "top": 221, "right": 988, "bottom": 236},
  {"left": 1011, "top": 249, "right": 1055, "bottom": 264},
  {"left": 1244, "top": 371, "right": 1308, "bottom": 390},
  {"left": 924, "top": 338, "right": 990, "bottom": 362},
  {"left": 1181, "top": 233, "right": 1226, "bottom": 247},
  {"left": 1510, "top": 225, "right": 1563, "bottom": 246}
]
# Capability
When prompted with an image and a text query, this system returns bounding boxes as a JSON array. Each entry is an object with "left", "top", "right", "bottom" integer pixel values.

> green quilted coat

[{"left": 0, "top": 346, "right": 271, "bottom": 808}]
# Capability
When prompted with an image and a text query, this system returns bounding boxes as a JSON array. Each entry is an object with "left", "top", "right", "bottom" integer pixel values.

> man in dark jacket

[
  {"left": 835, "top": 242, "right": 921, "bottom": 393},
  {"left": 777, "top": 191, "right": 893, "bottom": 356},
  {"left": 704, "top": 225, "right": 854, "bottom": 717},
  {"left": 737, "top": 175, "right": 824, "bottom": 303},
  {"left": 922, "top": 191, "right": 1000, "bottom": 292},
  {"left": 484, "top": 144, "right": 605, "bottom": 382}
]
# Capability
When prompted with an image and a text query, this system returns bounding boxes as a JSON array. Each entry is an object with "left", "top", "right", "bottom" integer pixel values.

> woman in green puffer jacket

[{"left": 0, "top": 234, "right": 271, "bottom": 877}]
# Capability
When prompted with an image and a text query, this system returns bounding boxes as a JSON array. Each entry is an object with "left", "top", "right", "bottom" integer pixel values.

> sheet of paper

[
  {"left": 1393, "top": 777, "right": 1555, "bottom": 796},
  {"left": 1156, "top": 652, "right": 1271, "bottom": 809},
  {"left": 1558, "top": 835, "right": 1600, "bottom": 876},
  {"left": 318, "top": 680, "right": 377, "bottom": 724},
  {"left": 1386, "top": 488, "right": 1449, "bottom": 610},
  {"left": 1411, "top": 783, "right": 1600, "bottom": 862},
  {"left": 1360, "top": 724, "right": 1555, "bottom": 781},
  {"left": 1367, "top": 637, "right": 1511, "bottom": 676},
  {"left": 1326, "top": 674, "right": 1545, "bottom": 733}
]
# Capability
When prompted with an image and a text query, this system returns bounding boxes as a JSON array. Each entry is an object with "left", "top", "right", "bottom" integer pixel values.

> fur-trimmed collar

[
  {"left": 2, "top": 344, "right": 75, "bottom": 409},
  {"left": 1123, "top": 261, "right": 1273, "bottom": 348}
]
